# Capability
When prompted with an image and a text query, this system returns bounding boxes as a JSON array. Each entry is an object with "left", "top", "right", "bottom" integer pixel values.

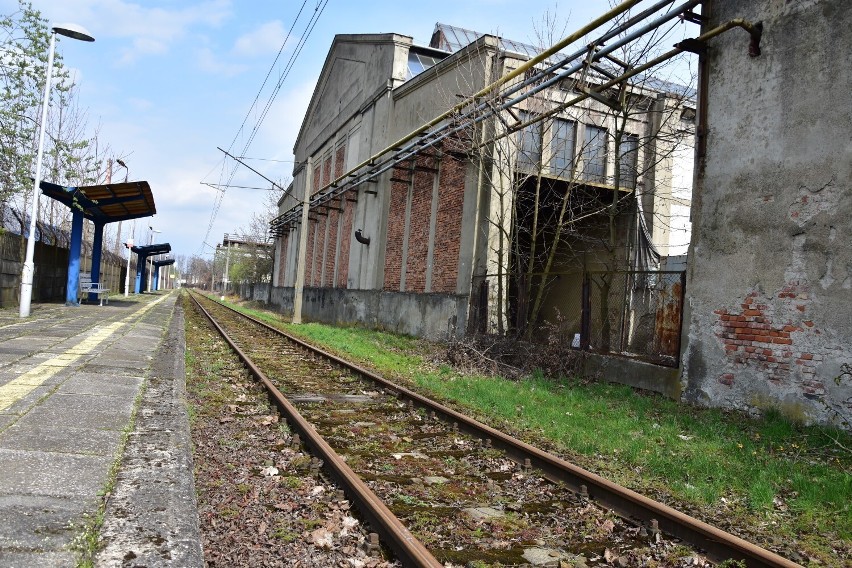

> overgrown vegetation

[
  {"left": 447, "top": 315, "right": 586, "bottom": 380},
  {"left": 223, "top": 297, "right": 851, "bottom": 564}
]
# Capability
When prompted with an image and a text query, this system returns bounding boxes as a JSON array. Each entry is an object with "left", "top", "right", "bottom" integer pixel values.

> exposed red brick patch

[
  {"left": 431, "top": 154, "right": 464, "bottom": 293},
  {"left": 714, "top": 287, "right": 822, "bottom": 388},
  {"left": 383, "top": 165, "right": 410, "bottom": 291}
]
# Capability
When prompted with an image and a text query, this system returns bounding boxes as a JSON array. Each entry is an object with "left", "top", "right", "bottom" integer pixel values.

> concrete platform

[{"left": 0, "top": 292, "right": 203, "bottom": 567}]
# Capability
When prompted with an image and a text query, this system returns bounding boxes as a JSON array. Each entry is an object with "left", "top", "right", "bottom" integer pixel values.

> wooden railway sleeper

[{"left": 192, "top": 292, "right": 802, "bottom": 568}]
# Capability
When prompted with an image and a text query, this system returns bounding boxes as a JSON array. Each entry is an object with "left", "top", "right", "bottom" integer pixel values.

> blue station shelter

[
  {"left": 131, "top": 244, "right": 171, "bottom": 293},
  {"left": 152, "top": 257, "right": 175, "bottom": 291},
  {"left": 39, "top": 180, "right": 156, "bottom": 305}
]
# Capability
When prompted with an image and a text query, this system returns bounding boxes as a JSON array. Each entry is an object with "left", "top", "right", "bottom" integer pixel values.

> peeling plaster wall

[{"left": 682, "top": 0, "right": 852, "bottom": 425}]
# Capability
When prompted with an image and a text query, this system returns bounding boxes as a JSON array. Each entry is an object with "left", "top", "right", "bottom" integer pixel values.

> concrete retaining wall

[
  {"left": 0, "top": 232, "right": 127, "bottom": 308},
  {"left": 584, "top": 353, "right": 682, "bottom": 399},
  {"left": 237, "top": 284, "right": 468, "bottom": 339},
  {"left": 236, "top": 280, "right": 682, "bottom": 397}
]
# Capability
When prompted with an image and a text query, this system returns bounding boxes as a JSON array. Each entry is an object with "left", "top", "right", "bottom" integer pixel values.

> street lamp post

[
  {"left": 221, "top": 235, "right": 231, "bottom": 301},
  {"left": 124, "top": 231, "right": 133, "bottom": 297},
  {"left": 19, "top": 23, "right": 95, "bottom": 318},
  {"left": 114, "top": 159, "right": 128, "bottom": 255},
  {"left": 213, "top": 245, "right": 219, "bottom": 293},
  {"left": 201, "top": 242, "right": 217, "bottom": 293}
]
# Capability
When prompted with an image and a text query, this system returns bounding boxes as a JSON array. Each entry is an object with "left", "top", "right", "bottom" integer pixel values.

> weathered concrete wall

[
  {"left": 236, "top": 282, "right": 270, "bottom": 304},
  {"left": 682, "top": 0, "right": 852, "bottom": 425},
  {"left": 241, "top": 284, "right": 468, "bottom": 340},
  {"left": 585, "top": 353, "right": 682, "bottom": 399}
]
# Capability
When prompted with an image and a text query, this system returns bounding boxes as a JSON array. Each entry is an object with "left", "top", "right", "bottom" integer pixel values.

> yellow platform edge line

[{"left": 0, "top": 294, "right": 170, "bottom": 412}]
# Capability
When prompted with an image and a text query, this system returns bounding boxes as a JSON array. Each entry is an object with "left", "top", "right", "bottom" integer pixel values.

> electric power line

[{"left": 199, "top": 0, "right": 329, "bottom": 254}]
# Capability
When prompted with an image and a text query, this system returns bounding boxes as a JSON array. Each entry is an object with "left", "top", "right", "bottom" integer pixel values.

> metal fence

[
  {"left": 582, "top": 270, "right": 685, "bottom": 367},
  {"left": 468, "top": 269, "right": 686, "bottom": 367}
]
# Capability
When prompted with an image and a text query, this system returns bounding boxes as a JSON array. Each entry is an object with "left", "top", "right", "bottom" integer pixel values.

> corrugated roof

[
  {"left": 407, "top": 50, "right": 445, "bottom": 80},
  {"left": 427, "top": 23, "right": 695, "bottom": 99},
  {"left": 429, "top": 23, "right": 544, "bottom": 60},
  {"left": 39, "top": 180, "right": 156, "bottom": 223}
]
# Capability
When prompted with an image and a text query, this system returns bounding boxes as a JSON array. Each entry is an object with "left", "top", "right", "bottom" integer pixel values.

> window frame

[{"left": 581, "top": 124, "right": 608, "bottom": 184}]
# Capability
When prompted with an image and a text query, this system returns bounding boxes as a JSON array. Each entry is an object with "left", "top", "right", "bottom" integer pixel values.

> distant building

[{"left": 221, "top": 233, "right": 274, "bottom": 284}]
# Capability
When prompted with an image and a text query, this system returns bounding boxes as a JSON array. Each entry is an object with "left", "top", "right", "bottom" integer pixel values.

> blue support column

[
  {"left": 134, "top": 253, "right": 145, "bottom": 293},
  {"left": 153, "top": 265, "right": 160, "bottom": 291},
  {"left": 88, "top": 220, "right": 104, "bottom": 302},
  {"left": 65, "top": 210, "right": 84, "bottom": 306}
]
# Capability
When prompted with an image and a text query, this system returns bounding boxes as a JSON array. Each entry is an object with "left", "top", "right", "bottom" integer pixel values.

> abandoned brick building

[{"left": 270, "top": 23, "right": 695, "bottom": 348}]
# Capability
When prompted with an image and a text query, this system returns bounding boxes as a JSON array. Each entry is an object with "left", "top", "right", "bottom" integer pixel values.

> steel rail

[
  {"left": 188, "top": 292, "right": 443, "bottom": 568},
  {"left": 198, "top": 293, "right": 802, "bottom": 568}
]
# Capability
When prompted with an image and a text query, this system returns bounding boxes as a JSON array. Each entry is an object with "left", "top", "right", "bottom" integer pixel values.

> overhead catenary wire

[
  {"left": 269, "top": 0, "right": 690, "bottom": 233},
  {"left": 222, "top": 0, "right": 329, "bottom": 192},
  {"left": 224, "top": 0, "right": 309, "bottom": 159},
  {"left": 198, "top": 1, "right": 309, "bottom": 253},
  {"left": 202, "top": 182, "right": 283, "bottom": 192},
  {"left": 271, "top": 4, "right": 761, "bottom": 237},
  {"left": 198, "top": 0, "right": 328, "bottom": 254},
  {"left": 236, "top": 156, "right": 297, "bottom": 163}
]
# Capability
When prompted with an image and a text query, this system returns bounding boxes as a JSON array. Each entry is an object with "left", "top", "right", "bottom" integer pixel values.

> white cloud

[
  {"left": 254, "top": 78, "right": 316, "bottom": 160},
  {"left": 127, "top": 97, "right": 153, "bottom": 111},
  {"left": 232, "top": 20, "right": 289, "bottom": 57},
  {"left": 23, "top": 0, "right": 233, "bottom": 64},
  {"left": 119, "top": 37, "right": 168, "bottom": 64},
  {"left": 196, "top": 46, "right": 247, "bottom": 77}
]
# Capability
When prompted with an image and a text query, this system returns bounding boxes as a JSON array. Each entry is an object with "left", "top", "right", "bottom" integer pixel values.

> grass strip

[{"left": 223, "top": 298, "right": 852, "bottom": 564}]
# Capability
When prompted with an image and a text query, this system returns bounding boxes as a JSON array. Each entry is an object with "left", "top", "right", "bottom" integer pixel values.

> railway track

[{"left": 188, "top": 290, "right": 801, "bottom": 568}]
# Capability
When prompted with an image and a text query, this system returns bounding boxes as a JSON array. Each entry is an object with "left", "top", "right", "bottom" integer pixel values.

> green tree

[
  {"left": 1, "top": 1, "right": 74, "bottom": 203},
  {"left": 1, "top": 0, "right": 105, "bottom": 249}
]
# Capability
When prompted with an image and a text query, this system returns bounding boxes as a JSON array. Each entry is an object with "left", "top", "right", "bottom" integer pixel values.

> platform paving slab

[
  {"left": 0, "top": 423, "right": 122, "bottom": 455},
  {"left": 96, "top": 293, "right": 204, "bottom": 567},
  {"left": 0, "top": 386, "right": 53, "bottom": 417},
  {"left": 0, "top": 448, "right": 112, "bottom": 497},
  {"left": 0, "top": 550, "right": 77, "bottom": 567},
  {"left": 0, "top": 494, "right": 88, "bottom": 550},
  {"left": 0, "top": 292, "right": 203, "bottom": 567},
  {"left": 24, "top": 392, "right": 137, "bottom": 431},
  {"left": 56, "top": 373, "right": 143, "bottom": 397}
]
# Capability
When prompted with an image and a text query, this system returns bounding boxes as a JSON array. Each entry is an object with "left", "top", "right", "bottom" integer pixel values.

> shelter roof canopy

[
  {"left": 131, "top": 243, "right": 171, "bottom": 256},
  {"left": 39, "top": 180, "right": 156, "bottom": 223}
]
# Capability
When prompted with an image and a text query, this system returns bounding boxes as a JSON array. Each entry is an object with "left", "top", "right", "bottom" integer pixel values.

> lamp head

[
  {"left": 116, "top": 159, "right": 127, "bottom": 168},
  {"left": 52, "top": 23, "right": 95, "bottom": 42}
]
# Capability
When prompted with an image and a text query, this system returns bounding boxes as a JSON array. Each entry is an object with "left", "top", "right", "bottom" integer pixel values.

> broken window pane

[
  {"left": 517, "top": 111, "right": 542, "bottom": 171},
  {"left": 618, "top": 134, "right": 639, "bottom": 189}
]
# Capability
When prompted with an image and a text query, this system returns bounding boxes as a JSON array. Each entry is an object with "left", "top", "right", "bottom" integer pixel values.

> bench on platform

[{"left": 79, "top": 272, "right": 110, "bottom": 306}]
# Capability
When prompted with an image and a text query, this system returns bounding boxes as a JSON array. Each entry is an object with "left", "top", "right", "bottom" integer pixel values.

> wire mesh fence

[
  {"left": 583, "top": 270, "right": 685, "bottom": 367},
  {"left": 468, "top": 269, "right": 686, "bottom": 367}
]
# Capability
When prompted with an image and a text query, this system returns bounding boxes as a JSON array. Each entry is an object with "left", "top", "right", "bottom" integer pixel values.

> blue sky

[{"left": 6, "top": 0, "right": 630, "bottom": 258}]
